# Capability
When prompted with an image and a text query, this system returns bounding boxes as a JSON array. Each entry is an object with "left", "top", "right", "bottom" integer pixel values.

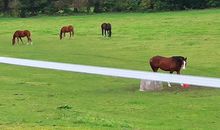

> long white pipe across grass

[{"left": 0, "top": 56, "right": 220, "bottom": 88}]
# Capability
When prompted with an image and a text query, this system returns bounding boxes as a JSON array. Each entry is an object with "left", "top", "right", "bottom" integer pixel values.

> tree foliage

[{"left": 0, "top": 0, "right": 219, "bottom": 17}]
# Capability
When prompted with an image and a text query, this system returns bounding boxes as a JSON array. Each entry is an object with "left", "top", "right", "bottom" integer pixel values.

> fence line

[{"left": 0, "top": 56, "right": 220, "bottom": 88}]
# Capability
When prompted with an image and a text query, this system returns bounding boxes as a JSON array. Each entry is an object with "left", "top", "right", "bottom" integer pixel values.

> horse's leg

[
  {"left": 177, "top": 71, "right": 180, "bottom": 74},
  {"left": 108, "top": 30, "right": 111, "bottom": 37},
  {"left": 17, "top": 37, "right": 19, "bottom": 44},
  {"left": 176, "top": 71, "right": 184, "bottom": 86},
  {"left": 28, "top": 36, "right": 32, "bottom": 45},
  {"left": 150, "top": 65, "right": 159, "bottom": 72},
  {"left": 19, "top": 37, "right": 23, "bottom": 44},
  {"left": 104, "top": 30, "right": 107, "bottom": 37},
  {"left": 64, "top": 33, "right": 66, "bottom": 37},
  {"left": 168, "top": 71, "right": 174, "bottom": 87},
  {"left": 69, "top": 32, "right": 71, "bottom": 39},
  {"left": 27, "top": 37, "right": 29, "bottom": 45},
  {"left": 167, "top": 82, "right": 172, "bottom": 87},
  {"left": 153, "top": 68, "right": 159, "bottom": 72},
  {"left": 109, "top": 30, "right": 112, "bottom": 37}
]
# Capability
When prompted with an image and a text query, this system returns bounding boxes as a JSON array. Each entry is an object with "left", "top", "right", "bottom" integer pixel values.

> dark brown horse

[
  {"left": 60, "top": 25, "right": 74, "bottom": 40},
  {"left": 149, "top": 56, "right": 187, "bottom": 87},
  {"left": 12, "top": 30, "right": 32, "bottom": 45},
  {"left": 101, "top": 23, "right": 112, "bottom": 37}
]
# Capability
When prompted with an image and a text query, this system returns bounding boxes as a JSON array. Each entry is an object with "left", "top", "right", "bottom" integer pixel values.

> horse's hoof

[
  {"left": 139, "top": 89, "right": 145, "bottom": 92},
  {"left": 168, "top": 83, "right": 172, "bottom": 87}
]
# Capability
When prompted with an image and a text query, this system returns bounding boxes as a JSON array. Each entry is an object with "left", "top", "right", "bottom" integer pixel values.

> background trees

[{"left": 0, "top": 0, "right": 219, "bottom": 17}]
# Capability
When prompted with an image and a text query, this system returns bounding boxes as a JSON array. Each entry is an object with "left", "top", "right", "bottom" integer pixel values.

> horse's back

[
  {"left": 68, "top": 25, "right": 73, "bottom": 30},
  {"left": 102, "top": 23, "right": 111, "bottom": 30},
  {"left": 13, "top": 30, "right": 31, "bottom": 37},
  {"left": 150, "top": 56, "right": 173, "bottom": 68},
  {"left": 61, "top": 25, "right": 73, "bottom": 32},
  {"left": 150, "top": 56, "right": 165, "bottom": 63},
  {"left": 24, "top": 30, "right": 31, "bottom": 36},
  {"left": 150, "top": 56, "right": 163, "bottom": 67},
  {"left": 106, "top": 23, "right": 111, "bottom": 30},
  {"left": 14, "top": 30, "right": 22, "bottom": 35}
]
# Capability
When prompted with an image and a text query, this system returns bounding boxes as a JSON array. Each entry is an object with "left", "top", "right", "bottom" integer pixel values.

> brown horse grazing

[
  {"left": 60, "top": 25, "right": 74, "bottom": 40},
  {"left": 101, "top": 23, "right": 112, "bottom": 37},
  {"left": 149, "top": 56, "right": 187, "bottom": 87},
  {"left": 12, "top": 30, "right": 32, "bottom": 45}
]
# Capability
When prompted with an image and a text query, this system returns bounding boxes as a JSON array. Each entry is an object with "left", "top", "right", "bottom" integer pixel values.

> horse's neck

[{"left": 13, "top": 34, "right": 18, "bottom": 39}]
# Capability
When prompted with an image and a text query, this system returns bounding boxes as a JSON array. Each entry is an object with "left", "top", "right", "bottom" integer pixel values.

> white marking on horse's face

[{"left": 182, "top": 61, "right": 186, "bottom": 70}]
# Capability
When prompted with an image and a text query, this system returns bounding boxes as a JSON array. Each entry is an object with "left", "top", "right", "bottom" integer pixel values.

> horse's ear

[{"left": 185, "top": 57, "right": 187, "bottom": 61}]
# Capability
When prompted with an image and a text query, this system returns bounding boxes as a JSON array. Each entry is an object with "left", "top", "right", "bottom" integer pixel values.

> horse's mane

[{"left": 171, "top": 56, "right": 184, "bottom": 67}]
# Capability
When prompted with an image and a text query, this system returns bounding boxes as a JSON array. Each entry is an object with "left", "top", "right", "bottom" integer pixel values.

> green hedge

[{"left": 0, "top": 0, "right": 220, "bottom": 17}]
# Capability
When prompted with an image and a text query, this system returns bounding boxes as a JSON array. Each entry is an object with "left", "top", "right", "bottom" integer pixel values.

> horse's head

[
  {"left": 12, "top": 38, "right": 15, "bottom": 45},
  {"left": 172, "top": 56, "right": 187, "bottom": 70},
  {"left": 181, "top": 57, "right": 187, "bottom": 70},
  {"left": 12, "top": 34, "right": 17, "bottom": 45}
]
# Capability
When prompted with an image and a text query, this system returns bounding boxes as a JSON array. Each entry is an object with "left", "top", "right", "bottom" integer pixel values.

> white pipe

[{"left": 0, "top": 56, "right": 220, "bottom": 88}]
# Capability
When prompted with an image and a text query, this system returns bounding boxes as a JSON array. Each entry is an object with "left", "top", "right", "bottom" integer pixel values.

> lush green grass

[{"left": 0, "top": 9, "right": 220, "bottom": 129}]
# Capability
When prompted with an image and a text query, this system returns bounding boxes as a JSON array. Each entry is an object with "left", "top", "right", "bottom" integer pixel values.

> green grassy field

[{"left": 0, "top": 9, "right": 220, "bottom": 130}]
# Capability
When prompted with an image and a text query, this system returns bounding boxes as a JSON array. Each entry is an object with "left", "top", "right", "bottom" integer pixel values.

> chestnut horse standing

[
  {"left": 60, "top": 25, "right": 74, "bottom": 40},
  {"left": 12, "top": 30, "right": 32, "bottom": 45},
  {"left": 101, "top": 23, "right": 112, "bottom": 37},
  {"left": 149, "top": 56, "right": 187, "bottom": 87}
]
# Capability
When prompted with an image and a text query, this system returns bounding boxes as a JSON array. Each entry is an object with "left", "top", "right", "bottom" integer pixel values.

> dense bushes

[{"left": 0, "top": 0, "right": 219, "bottom": 17}]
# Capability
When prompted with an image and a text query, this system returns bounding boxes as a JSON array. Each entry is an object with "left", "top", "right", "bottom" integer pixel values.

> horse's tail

[
  {"left": 28, "top": 34, "right": 32, "bottom": 44},
  {"left": 72, "top": 28, "right": 74, "bottom": 37},
  {"left": 12, "top": 34, "right": 16, "bottom": 45},
  {"left": 27, "top": 30, "right": 32, "bottom": 43},
  {"left": 101, "top": 24, "right": 104, "bottom": 36},
  {"left": 149, "top": 56, "right": 160, "bottom": 72},
  {"left": 60, "top": 30, "right": 62, "bottom": 40}
]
